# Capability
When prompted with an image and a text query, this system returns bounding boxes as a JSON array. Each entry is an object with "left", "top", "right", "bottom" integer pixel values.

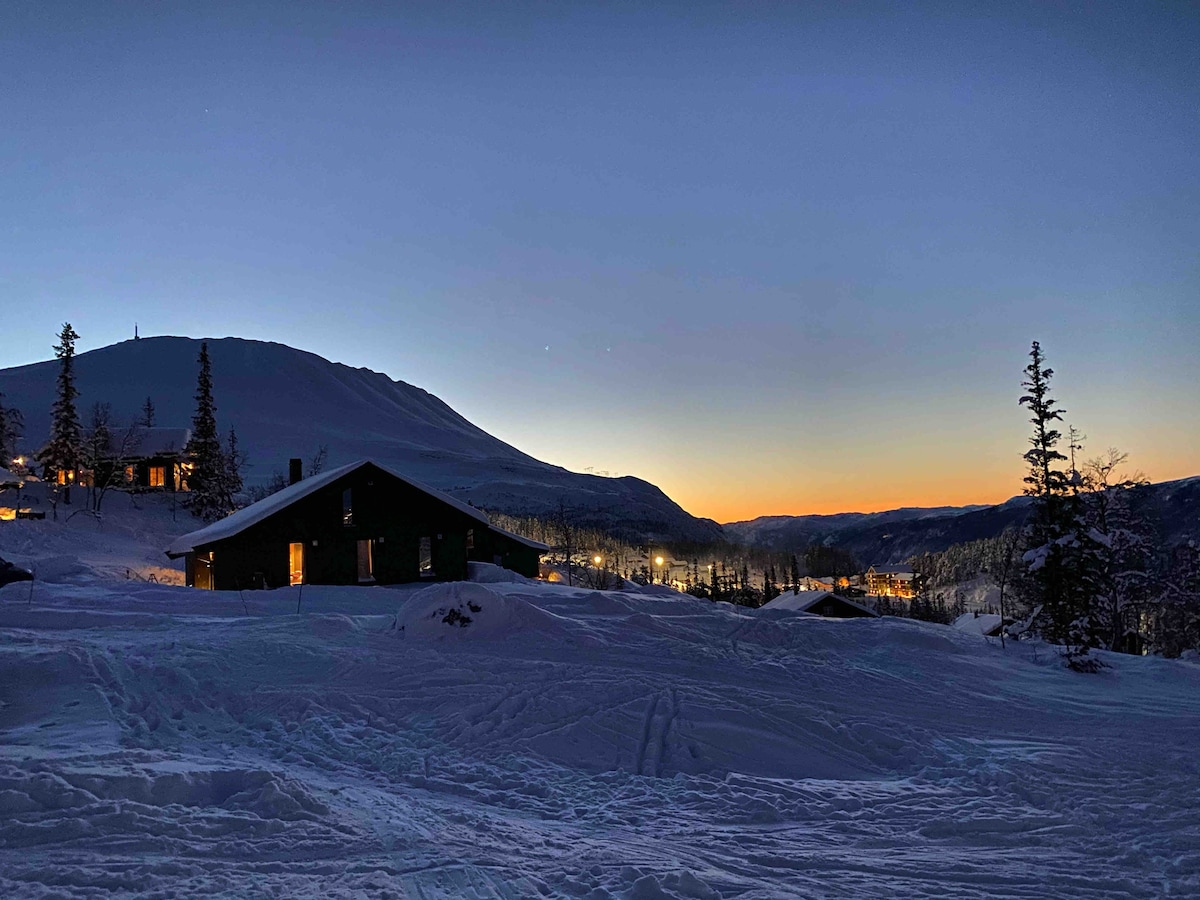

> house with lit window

[
  {"left": 166, "top": 458, "right": 541, "bottom": 590},
  {"left": 117, "top": 427, "right": 192, "bottom": 490}
]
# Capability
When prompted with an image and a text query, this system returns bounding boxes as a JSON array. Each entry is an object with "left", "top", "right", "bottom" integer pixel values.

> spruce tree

[
  {"left": 1018, "top": 341, "right": 1094, "bottom": 665},
  {"left": 184, "top": 342, "right": 228, "bottom": 521},
  {"left": 0, "top": 392, "right": 22, "bottom": 465},
  {"left": 41, "top": 323, "right": 84, "bottom": 507},
  {"left": 141, "top": 396, "right": 155, "bottom": 428},
  {"left": 223, "top": 427, "right": 245, "bottom": 505}
]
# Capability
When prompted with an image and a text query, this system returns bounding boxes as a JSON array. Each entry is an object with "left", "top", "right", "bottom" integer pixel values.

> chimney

[{"left": 289, "top": 458, "right": 303, "bottom": 485}]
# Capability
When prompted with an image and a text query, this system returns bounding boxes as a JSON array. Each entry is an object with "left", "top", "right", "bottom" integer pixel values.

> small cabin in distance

[
  {"left": 167, "top": 459, "right": 540, "bottom": 590},
  {"left": 761, "top": 590, "right": 879, "bottom": 619},
  {"left": 118, "top": 427, "right": 192, "bottom": 490}
]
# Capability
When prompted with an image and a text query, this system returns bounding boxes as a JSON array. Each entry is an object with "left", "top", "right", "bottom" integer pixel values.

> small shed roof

[
  {"left": 167, "top": 458, "right": 490, "bottom": 557},
  {"left": 0, "top": 466, "right": 21, "bottom": 486},
  {"left": 488, "top": 524, "right": 550, "bottom": 552},
  {"left": 761, "top": 590, "right": 880, "bottom": 617}
]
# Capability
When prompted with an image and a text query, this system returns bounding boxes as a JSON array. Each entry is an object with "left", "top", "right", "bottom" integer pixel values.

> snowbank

[
  {"left": 396, "top": 582, "right": 570, "bottom": 641},
  {"left": 467, "top": 560, "right": 532, "bottom": 584}
]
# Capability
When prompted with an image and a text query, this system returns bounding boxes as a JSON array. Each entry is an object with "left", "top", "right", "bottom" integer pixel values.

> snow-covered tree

[
  {"left": 1153, "top": 541, "right": 1200, "bottom": 657},
  {"left": 40, "top": 323, "right": 84, "bottom": 512},
  {"left": 0, "top": 391, "right": 22, "bottom": 465},
  {"left": 1077, "top": 449, "right": 1154, "bottom": 654},
  {"left": 184, "top": 342, "right": 229, "bottom": 522},
  {"left": 1017, "top": 341, "right": 1095, "bottom": 667},
  {"left": 223, "top": 427, "right": 245, "bottom": 506}
]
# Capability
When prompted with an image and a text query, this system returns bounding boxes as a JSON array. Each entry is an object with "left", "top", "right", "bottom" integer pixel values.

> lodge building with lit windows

[{"left": 865, "top": 564, "right": 919, "bottom": 598}]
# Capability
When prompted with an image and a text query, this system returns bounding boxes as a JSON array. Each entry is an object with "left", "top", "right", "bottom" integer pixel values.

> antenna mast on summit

[{"left": 134, "top": 323, "right": 140, "bottom": 340}]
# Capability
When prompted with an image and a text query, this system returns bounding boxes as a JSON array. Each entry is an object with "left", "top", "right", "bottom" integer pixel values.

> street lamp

[
  {"left": 655, "top": 555, "right": 664, "bottom": 583},
  {"left": 593, "top": 555, "right": 602, "bottom": 567}
]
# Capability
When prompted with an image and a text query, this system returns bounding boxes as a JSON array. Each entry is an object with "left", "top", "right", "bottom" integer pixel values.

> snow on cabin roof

[
  {"left": 869, "top": 565, "right": 914, "bottom": 575},
  {"left": 166, "top": 458, "right": 490, "bottom": 557},
  {"left": 760, "top": 590, "right": 880, "bottom": 617},
  {"left": 0, "top": 466, "right": 21, "bottom": 486},
  {"left": 134, "top": 429, "right": 192, "bottom": 458},
  {"left": 488, "top": 524, "right": 550, "bottom": 552}
]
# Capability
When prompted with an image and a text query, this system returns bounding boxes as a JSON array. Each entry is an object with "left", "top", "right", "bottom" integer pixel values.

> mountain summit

[{"left": 0, "top": 336, "right": 721, "bottom": 542}]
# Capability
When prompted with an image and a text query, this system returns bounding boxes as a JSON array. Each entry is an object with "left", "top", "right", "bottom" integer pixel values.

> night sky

[{"left": 2, "top": 2, "right": 1197, "bottom": 521}]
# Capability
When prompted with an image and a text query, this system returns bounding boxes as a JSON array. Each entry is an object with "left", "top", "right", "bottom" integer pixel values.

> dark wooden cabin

[
  {"left": 166, "top": 459, "right": 496, "bottom": 590},
  {"left": 469, "top": 525, "right": 549, "bottom": 578},
  {"left": 119, "top": 427, "right": 192, "bottom": 490}
]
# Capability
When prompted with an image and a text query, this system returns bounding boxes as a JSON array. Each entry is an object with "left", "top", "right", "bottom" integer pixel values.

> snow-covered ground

[{"left": 2, "top": 498, "right": 1199, "bottom": 898}]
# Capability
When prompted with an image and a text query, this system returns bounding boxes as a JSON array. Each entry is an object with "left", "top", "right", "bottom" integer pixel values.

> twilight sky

[{"left": 2, "top": 2, "right": 1197, "bottom": 522}]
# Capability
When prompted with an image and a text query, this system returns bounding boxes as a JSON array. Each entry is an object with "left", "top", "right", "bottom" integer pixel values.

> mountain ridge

[{"left": 724, "top": 477, "right": 1199, "bottom": 564}]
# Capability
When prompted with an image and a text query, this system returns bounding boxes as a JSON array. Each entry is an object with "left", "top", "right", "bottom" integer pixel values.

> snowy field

[{"left": 1, "top": 497, "right": 1199, "bottom": 898}]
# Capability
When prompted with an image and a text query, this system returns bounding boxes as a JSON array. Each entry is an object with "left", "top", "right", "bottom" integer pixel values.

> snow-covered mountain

[{"left": 0, "top": 336, "right": 722, "bottom": 542}]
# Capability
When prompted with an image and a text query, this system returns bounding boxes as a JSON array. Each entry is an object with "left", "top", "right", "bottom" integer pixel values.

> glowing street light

[{"left": 593, "top": 555, "right": 603, "bottom": 566}]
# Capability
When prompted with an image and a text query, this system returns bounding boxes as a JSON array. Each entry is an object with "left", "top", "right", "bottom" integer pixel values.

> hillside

[
  {"left": 727, "top": 477, "right": 1200, "bottom": 564},
  {"left": 0, "top": 336, "right": 722, "bottom": 542}
]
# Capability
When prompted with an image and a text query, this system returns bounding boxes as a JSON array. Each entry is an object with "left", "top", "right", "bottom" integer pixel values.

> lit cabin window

[
  {"left": 289, "top": 543, "right": 304, "bottom": 585},
  {"left": 149, "top": 466, "right": 165, "bottom": 487},
  {"left": 420, "top": 536, "right": 434, "bottom": 576},
  {"left": 124, "top": 465, "right": 135, "bottom": 483},
  {"left": 342, "top": 488, "right": 353, "bottom": 527}
]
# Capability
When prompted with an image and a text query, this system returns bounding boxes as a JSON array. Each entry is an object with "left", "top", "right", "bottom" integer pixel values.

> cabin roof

[
  {"left": 131, "top": 427, "right": 191, "bottom": 457},
  {"left": 0, "top": 466, "right": 20, "bottom": 486},
  {"left": 167, "top": 458, "right": 489, "bottom": 557}
]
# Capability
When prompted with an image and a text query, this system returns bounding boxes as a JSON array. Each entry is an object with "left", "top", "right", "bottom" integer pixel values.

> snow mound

[
  {"left": 28, "top": 555, "right": 90, "bottom": 584},
  {"left": 467, "top": 561, "right": 533, "bottom": 584},
  {"left": 397, "top": 582, "right": 569, "bottom": 640}
]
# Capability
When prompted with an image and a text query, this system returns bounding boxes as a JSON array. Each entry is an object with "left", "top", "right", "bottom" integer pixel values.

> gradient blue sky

[{"left": 2, "top": 2, "right": 1197, "bottom": 520}]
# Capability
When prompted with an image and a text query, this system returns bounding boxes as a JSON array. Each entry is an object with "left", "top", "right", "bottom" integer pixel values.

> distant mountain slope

[
  {"left": 726, "top": 478, "right": 1200, "bottom": 564},
  {"left": 0, "top": 336, "right": 722, "bottom": 542},
  {"left": 724, "top": 505, "right": 989, "bottom": 551}
]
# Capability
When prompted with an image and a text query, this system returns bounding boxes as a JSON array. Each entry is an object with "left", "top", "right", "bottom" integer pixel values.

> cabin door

[
  {"left": 289, "top": 542, "right": 305, "bottom": 585},
  {"left": 194, "top": 552, "right": 214, "bottom": 590}
]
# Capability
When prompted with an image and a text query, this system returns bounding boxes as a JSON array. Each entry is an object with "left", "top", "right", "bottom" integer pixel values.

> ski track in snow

[{"left": 1, "top": 507, "right": 1199, "bottom": 897}]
